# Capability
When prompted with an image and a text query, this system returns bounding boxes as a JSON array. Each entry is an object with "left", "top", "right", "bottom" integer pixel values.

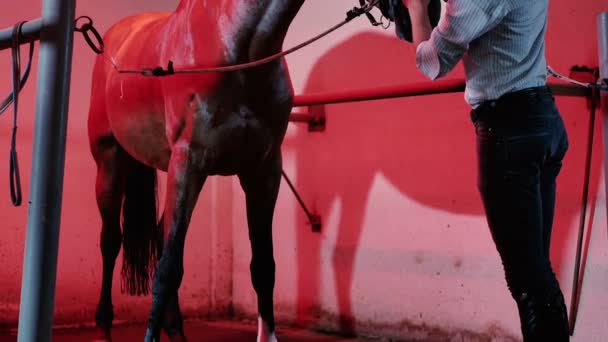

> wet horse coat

[{"left": 87, "top": 1, "right": 305, "bottom": 341}]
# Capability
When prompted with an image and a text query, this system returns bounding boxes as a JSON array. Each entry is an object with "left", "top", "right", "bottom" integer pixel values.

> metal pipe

[
  {"left": 289, "top": 112, "right": 311, "bottom": 122},
  {"left": 16, "top": 0, "right": 76, "bottom": 341},
  {"left": 0, "top": 19, "right": 42, "bottom": 50},
  {"left": 569, "top": 86, "right": 598, "bottom": 334},
  {"left": 599, "top": 14, "right": 608, "bottom": 296},
  {"left": 599, "top": 13, "right": 608, "bottom": 81},
  {"left": 292, "top": 80, "right": 588, "bottom": 107},
  {"left": 293, "top": 79, "right": 465, "bottom": 107},
  {"left": 281, "top": 170, "right": 314, "bottom": 221},
  {"left": 550, "top": 83, "right": 592, "bottom": 98}
]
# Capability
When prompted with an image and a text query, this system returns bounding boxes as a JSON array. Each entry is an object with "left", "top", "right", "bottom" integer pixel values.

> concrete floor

[{"left": 0, "top": 319, "right": 372, "bottom": 341}]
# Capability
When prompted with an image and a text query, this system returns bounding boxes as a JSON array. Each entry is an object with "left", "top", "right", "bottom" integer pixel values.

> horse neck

[
  {"left": 173, "top": 0, "right": 306, "bottom": 62},
  {"left": 248, "top": 0, "right": 307, "bottom": 59}
]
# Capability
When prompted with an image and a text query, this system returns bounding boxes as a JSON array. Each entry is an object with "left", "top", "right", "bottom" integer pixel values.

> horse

[{"left": 87, "top": 1, "right": 306, "bottom": 341}]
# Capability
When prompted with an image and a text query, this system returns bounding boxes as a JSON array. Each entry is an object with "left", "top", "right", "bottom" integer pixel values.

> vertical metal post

[
  {"left": 16, "top": 0, "right": 76, "bottom": 341},
  {"left": 600, "top": 13, "right": 608, "bottom": 78},
  {"left": 600, "top": 13, "right": 608, "bottom": 251}
]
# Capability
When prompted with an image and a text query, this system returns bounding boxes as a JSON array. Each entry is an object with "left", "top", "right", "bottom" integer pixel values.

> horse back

[{"left": 102, "top": 12, "right": 171, "bottom": 69}]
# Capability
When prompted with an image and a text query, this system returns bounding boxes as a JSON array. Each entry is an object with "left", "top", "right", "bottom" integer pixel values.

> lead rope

[
  {"left": 9, "top": 22, "right": 23, "bottom": 206},
  {"left": 75, "top": 0, "right": 381, "bottom": 75},
  {"left": 0, "top": 21, "right": 33, "bottom": 206}
]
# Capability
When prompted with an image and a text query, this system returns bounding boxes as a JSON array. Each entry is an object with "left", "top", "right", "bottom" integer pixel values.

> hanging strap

[{"left": 0, "top": 21, "right": 34, "bottom": 206}]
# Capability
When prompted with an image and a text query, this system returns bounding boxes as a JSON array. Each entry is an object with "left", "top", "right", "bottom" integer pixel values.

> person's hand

[
  {"left": 401, "top": 0, "right": 433, "bottom": 47},
  {"left": 401, "top": 0, "right": 431, "bottom": 11}
]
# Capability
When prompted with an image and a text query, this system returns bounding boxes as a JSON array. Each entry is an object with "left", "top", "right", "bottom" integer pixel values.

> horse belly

[
  {"left": 115, "top": 110, "right": 171, "bottom": 171},
  {"left": 199, "top": 113, "right": 276, "bottom": 176}
]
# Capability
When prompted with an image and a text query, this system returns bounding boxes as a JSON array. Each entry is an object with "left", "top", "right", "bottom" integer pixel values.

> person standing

[{"left": 399, "top": 0, "right": 570, "bottom": 340}]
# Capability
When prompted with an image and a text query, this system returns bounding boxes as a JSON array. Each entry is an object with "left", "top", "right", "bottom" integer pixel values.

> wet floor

[{"left": 0, "top": 319, "right": 372, "bottom": 341}]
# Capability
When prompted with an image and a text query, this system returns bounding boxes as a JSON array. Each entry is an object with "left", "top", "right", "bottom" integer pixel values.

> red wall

[{"left": 1, "top": 1, "right": 608, "bottom": 341}]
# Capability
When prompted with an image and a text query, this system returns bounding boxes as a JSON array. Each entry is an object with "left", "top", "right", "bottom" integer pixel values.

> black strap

[
  {"left": 9, "top": 22, "right": 26, "bottom": 206},
  {"left": 355, "top": 0, "right": 382, "bottom": 25},
  {"left": 74, "top": 16, "right": 104, "bottom": 54},
  {"left": 0, "top": 21, "right": 33, "bottom": 206},
  {"left": 142, "top": 61, "right": 175, "bottom": 77},
  {"left": 0, "top": 23, "right": 33, "bottom": 114}
]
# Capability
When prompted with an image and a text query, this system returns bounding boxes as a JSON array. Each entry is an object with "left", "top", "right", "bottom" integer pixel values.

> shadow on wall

[{"left": 282, "top": 31, "right": 601, "bottom": 337}]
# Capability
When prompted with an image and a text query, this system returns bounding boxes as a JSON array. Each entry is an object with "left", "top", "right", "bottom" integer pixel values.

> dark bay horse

[{"left": 87, "top": 1, "right": 306, "bottom": 340}]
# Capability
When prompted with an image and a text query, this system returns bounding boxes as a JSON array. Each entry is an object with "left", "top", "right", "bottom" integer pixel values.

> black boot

[
  {"left": 516, "top": 293, "right": 542, "bottom": 341},
  {"left": 543, "top": 291, "right": 570, "bottom": 342},
  {"left": 515, "top": 291, "right": 570, "bottom": 342}
]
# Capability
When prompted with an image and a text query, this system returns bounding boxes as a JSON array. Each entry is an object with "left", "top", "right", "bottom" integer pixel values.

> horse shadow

[{"left": 281, "top": 31, "right": 601, "bottom": 335}]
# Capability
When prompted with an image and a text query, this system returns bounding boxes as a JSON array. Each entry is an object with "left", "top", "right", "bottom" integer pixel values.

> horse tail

[{"left": 120, "top": 157, "right": 163, "bottom": 296}]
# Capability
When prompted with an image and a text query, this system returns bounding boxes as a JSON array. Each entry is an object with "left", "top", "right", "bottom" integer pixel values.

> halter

[{"left": 359, "top": 0, "right": 385, "bottom": 27}]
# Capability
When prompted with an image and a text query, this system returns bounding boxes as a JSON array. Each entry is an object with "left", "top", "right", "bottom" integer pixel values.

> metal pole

[
  {"left": 292, "top": 80, "right": 587, "bottom": 108},
  {"left": 569, "top": 85, "right": 598, "bottom": 334},
  {"left": 17, "top": 0, "right": 76, "bottom": 340},
  {"left": 600, "top": 13, "right": 608, "bottom": 80},
  {"left": 0, "top": 19, "right": 42, "bottom": 50},
  {"left": 599, "top": 13, "right": 608, "bottom": 271},
  {"left": 281, "top": 170, "right": 322, "bottom": 232}
]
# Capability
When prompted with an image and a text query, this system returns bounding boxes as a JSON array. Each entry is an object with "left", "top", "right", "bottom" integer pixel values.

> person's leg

[
  {"left": 537, "top": 105, "right": 570, "bottom": 340},
  {"left": 475, "top": 116, "right": 548, "bottom": 294},
  {"left": 537, "top": 158, "right": 570, "bottom": 339},
  {"left": 473, "top": 108, "right": 562, "bottom": 341},
  {"left": 540, "top": 105, "right": 569, "bottom": 261}
]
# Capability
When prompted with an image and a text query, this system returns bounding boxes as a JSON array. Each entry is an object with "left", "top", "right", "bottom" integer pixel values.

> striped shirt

[{"left": 416, "top": 0, "right": 549, "bottom": 107}]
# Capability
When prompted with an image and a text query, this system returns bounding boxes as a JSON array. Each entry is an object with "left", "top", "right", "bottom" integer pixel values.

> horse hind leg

[
  {"left": 91, "top": 135, "right": 128, "bottom": 341},
  {"left": 91, "top": 134, "right": 163, "bottom": 341}
]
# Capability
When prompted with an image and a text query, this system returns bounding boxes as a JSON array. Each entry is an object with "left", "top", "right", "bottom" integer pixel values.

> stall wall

[{"left": 0, "top": 1, "right": 607, "bottom": 341}]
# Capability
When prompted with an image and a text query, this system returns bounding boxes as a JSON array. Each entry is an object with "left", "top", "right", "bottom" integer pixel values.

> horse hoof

[
  {"left": 256, "top": 335, "right": 278, "bottom": 342},
  {"left": 256, "top": 329, "right": 278, "bottom": 342},
  {"left": 257, "top": 317, "right": 278, "bottom": 342},
  {"left": 92, "top": 327, "right": 112, "bottom": 342},
  {"left": 143, "top": 328, "right": 160, "bottom": 342}
]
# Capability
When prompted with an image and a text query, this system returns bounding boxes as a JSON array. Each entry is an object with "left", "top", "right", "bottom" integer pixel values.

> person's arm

[
  {"left": 403, "top": 0, "right": 432, "bottom": 47},
  {"left": 405, "top": 0, "right": 510, "bottom": 80}
]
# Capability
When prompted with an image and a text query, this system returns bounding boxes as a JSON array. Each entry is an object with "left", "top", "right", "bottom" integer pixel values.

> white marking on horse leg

[{"left": 257, "top": 316, "right": 278, "bottom": 342}]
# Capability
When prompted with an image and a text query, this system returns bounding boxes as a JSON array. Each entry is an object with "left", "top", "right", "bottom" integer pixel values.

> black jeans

[{"left": 471, "top": 86, "right": 570, "bottom": 340}]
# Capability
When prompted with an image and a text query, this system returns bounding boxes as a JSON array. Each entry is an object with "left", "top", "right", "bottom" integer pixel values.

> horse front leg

[
  {"left": 156, "top": 213, "right": 187, "bottom": 342},
  {"left": 149, "top": 213, "right": 186, "bottom": 341},
  {"left": 238, "top": 153, "right": 282, "bottom": 342},
  {"left": 144, "top": 143, "right": 206, "bottom": 342}
]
